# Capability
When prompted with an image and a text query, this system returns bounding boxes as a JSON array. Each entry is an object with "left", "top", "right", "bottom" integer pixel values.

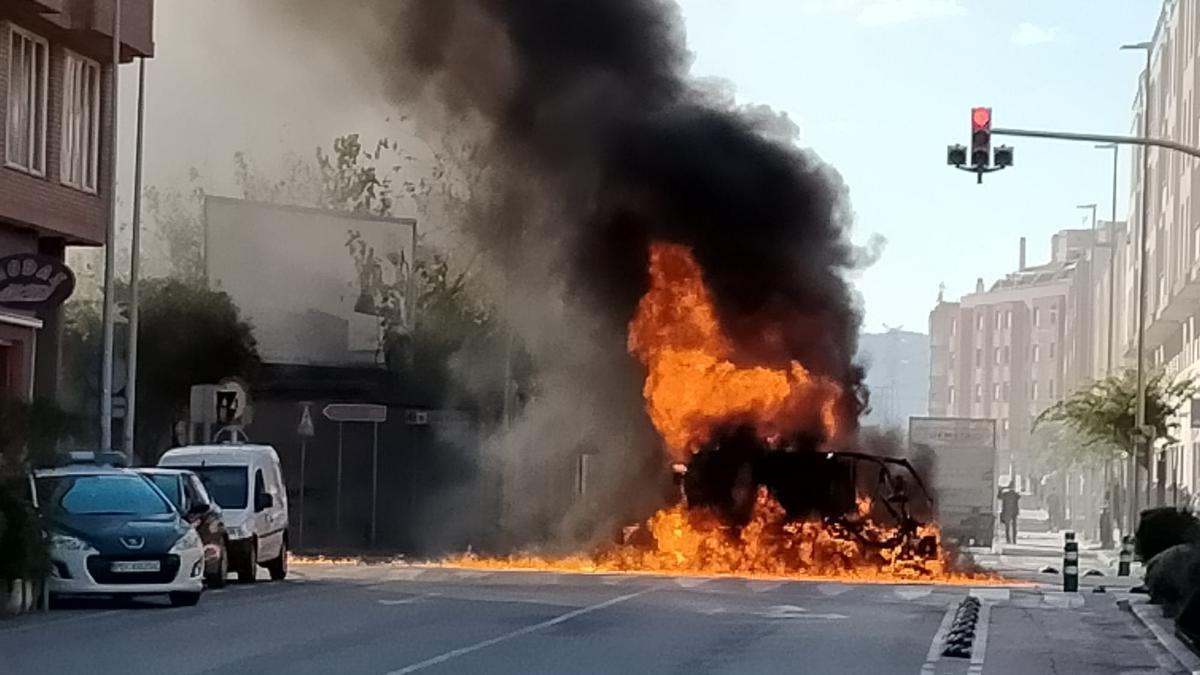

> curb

[{"left": 1120, "top": 597, "right": 1200, "bottom": 674}]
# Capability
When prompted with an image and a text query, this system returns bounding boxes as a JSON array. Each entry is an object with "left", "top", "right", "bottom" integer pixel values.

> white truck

[{"left": 908, "top": 417, "right": 997, "bottom": 548}]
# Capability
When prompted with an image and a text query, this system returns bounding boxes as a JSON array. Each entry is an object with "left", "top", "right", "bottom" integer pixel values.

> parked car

[
  {"left": 158, "top": 444, "right": 289, "bottom": 583},
  {"left": 134, "top": 468, "right": 229, "bottom": 588},
  {"left": 32, "top": 464, "right": 205, "bottom": 607}
]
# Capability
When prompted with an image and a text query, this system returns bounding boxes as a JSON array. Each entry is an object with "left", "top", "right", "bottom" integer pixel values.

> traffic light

[
  {"left": 994, "top": 145, "right": 1014, "bottom": 168},
  {"left": 971, "top": 107, "right": 992, "bottom": 168},
  {"left": 946, "top": 144, "right": 967, "bottom": 166}
]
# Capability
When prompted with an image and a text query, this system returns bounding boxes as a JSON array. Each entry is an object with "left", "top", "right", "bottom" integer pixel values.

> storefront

[{"left": 0, "top": 253, "right": 73, "bottom": 400}]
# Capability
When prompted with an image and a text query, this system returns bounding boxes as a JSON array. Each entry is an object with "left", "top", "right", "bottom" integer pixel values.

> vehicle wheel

[
  {"left": 236, "top": 538, "right": 258, "bottom": 584},
  {"left": 207, "top": 542, "right": 228, "bottom": 589},
  {"left": 169, "top": 591, "right": 201, "bottom": 607},
  {"left": 267, "top": 539, "right": 288, "bottom": 581}
]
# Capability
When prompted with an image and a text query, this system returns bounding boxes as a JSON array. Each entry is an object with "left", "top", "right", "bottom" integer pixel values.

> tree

[
  {"left": 1037, "top": 369, "right": 1200, "bottom": 469},
  {"left": 60, "top": 280, "right": 259, "bottom": 463}
]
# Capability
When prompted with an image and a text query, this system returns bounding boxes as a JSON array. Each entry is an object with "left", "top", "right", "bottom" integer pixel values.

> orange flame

[
  {"left": 448, "top": 488, "right": 1001, "bottom": 584},
  {"left": 441, "top": 242, "right": 1000, "bottom": 584},
  {"left": 627, "top": 243, "right": 843, "bottom": 462}
]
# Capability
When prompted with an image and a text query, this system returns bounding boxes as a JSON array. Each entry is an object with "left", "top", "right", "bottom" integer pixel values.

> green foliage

[
  {"left": 1037, "top": 369, "right": 1200, "bottom": 467},
  {"left": 0, "top": 481, "right": 48, "bottom": 582},
  {"left": 0, "top": 397, "right": 79, "bottom": 475},
  {"left": 60, "top": 280, "right": 259, "bottom": 463},
  {"left": 133, "top": 279, "right": 259, "bottom": 462}
]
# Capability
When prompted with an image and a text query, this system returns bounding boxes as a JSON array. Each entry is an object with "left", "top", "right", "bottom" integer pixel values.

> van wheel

[
  {"left": 169, "top": 591, "right": 201, "bottom": 607},
  {"left": 267, "top": 539, "right": 288, "bottom": 581},
  {"left": 207, "top": 542, "right": 228, "bottom": 589},
  {"left": 236, "top": 538, "right": 258, "bottom": 583}
]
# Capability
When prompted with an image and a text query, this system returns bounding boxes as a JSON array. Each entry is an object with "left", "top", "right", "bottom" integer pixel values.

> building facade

[
  {"left": 1120, "top": 0, "right": 1200, "bottom": 505},
  {"left": 929, "top": 232, "right": 1097, "bottom": 485},
  {"left": 0, "top": 0, "right": 152, "bottom": 400}
]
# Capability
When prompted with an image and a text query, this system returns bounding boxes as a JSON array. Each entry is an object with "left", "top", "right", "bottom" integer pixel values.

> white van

[{"left": 158, "top": 444, "right": 289, "bottom": 582}]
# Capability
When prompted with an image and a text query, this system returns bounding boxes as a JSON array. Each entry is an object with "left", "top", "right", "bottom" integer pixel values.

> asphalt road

[{"left": 0, "top": 563, "right": 1184, "bottom": 675}]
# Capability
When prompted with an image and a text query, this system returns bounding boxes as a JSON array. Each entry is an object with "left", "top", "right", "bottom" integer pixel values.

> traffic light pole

[{"left": 991, "top": 127, "right": 1200, "bottom": 160}]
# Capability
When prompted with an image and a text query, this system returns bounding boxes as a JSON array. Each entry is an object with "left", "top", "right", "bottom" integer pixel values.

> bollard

[
  {"left": 1063, "top": 534, "right": 1079, "bottom": 592},
  {"left": 1118, "top": 535, "right": 1133, "bottom": 577}
]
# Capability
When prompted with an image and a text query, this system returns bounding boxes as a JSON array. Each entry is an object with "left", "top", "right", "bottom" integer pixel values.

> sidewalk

[{"left": 970, "top": 527, "right": 1142, "bottom": 590}]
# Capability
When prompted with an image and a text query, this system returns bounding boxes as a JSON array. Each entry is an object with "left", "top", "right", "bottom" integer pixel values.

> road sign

[
  {"left": 298, "top": 403, "right": 315, "bottom": 437},
  {"left": 322, "top": 403, "right": 387, "bottom": 423}
]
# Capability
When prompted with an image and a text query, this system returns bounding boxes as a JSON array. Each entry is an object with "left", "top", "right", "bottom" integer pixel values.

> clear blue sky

[{"left": 677, "top": 0, "right": 1164, "bottom": 333}]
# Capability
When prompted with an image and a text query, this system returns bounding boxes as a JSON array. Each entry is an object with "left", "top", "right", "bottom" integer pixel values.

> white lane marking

[
  {"left": 382, "top": 588, "right": 653, "bottom": 675},
  {"left": 817, "top": 583, "right": 854, "bottom": 596},
  {"left": 762, "top": 605, "right": 846, "bottom": 620},
  {"left": 919, "top": 603, "right": 959, "bottom": 675},
  {"left": 970, "top": 588, "right": 1010, "bottom": 602},
  {"left": 966, "top": 602, "right": 992, "bottom": 675},
  {"left": 746, "top": 581, "right": 783, "bottom": 593},
  {"left": 378, "top": 593, "right": 439, "bottom": 606},
  {"left": 895, "top": 587, "right": 933, "bottom": 601}
]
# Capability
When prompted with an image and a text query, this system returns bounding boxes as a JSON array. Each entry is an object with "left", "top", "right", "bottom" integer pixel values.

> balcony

[{"left": 21, "top": 0, "right": 155, "bottom": 60}]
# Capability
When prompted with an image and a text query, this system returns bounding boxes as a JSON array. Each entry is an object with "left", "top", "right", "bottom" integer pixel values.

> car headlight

[
  {"left": 50, "top": 532, "right": 96, "bottom": 553},
  {"left": 170, "top": 528, "right": 203, "bottom": 553},
  {"left": 226, "top": 525, "right": 252, "bottom": 540}
]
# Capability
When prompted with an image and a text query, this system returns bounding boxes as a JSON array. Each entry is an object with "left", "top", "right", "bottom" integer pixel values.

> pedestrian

[
  {"left": 1046, "top": 491, "right": 1063, "bottom": 533},
  {"left": 998, "top": 482, "right": 1021, "bottom": 544}
]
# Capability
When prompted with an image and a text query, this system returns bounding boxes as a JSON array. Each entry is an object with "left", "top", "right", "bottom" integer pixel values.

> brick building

[
  {"left": 0, "top": 0, "right": 153, "bottom": 400},
  {"left": 928, "top": 231, "right": 1097, "bottom": 485}
]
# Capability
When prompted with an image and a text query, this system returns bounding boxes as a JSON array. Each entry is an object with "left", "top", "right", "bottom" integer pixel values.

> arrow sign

[
  {"left": 298, "top": 403, "right": 315, "bottom": 437},
  {"left": 322, "top": 403, "right": 387, "bottom": 423}
]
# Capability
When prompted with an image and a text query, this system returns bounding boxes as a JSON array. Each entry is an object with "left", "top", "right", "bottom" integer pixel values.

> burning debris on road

[{"left": 281, "top": 0, "right": 995, "bottom": 581}]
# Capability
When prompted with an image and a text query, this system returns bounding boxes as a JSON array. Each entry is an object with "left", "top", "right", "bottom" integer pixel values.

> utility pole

[
  {"left": 123, "top": 57, "right": 146, "bottom": 465},
  {"left": 100, "top": 0, "right": 122, "bottom": 451},
  {"left": 1124, "top": 40, "right": 1153, "bottom": 531}
]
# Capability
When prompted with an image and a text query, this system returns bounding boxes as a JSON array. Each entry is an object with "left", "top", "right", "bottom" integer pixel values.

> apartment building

[
  {"left": 929, "top": 232, "right": 1095, "bottom": 483},
  {"left": 1118, "top": 0, "right": 1200, "bottom": 503},
  {"left": 0, "top": 0, "right": 153, "bottom": 400}
]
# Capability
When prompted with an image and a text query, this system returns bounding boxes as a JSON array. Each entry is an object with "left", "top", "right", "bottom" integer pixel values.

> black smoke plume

[{"left": 271, "top": 0, "right": 869, "bottom": 547}]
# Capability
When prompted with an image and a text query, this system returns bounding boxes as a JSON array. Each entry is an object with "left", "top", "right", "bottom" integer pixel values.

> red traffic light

[{"left": 972, "top": 107, "right": 992, "bottom": 130}]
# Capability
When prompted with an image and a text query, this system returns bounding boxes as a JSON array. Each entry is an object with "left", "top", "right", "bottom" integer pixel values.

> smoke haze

[{"left": 258, "top": 0, "right": 869, "bottom": 547}]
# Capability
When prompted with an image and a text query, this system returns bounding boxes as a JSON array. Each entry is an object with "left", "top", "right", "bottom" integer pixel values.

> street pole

[
  {"left": 298, "top": 438, "right": 306, "bottom": 550},
  {"left": 335, "top": 421, "right": 343, "bottom": 535},
  {"left": 370, "top": 420, "right": 379, "bottom": 548},
  {"left": 1096, "top": 141, "right": 1120, "bottom": 537},
  {"left": 123, "top": 57, "right": 146, "bottom": 466},
  {"left": 1125, "top": 41, "right": 1154, "bottom": 532},
  {"left": 99, "top": 0, "right": 122, "bottom": 451}
]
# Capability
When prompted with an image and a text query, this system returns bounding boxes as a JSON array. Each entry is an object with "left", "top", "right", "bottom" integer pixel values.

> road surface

[{"left": 0, "top": 562, "right": 1183, "bottom": 674}]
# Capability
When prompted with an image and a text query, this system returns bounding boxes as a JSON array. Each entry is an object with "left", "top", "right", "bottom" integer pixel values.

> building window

[
  {"left": 1005, "top": 311, "right": 1012, "bottom": 328},
  {"left": 993, "top": 383, "right": 1001, "bottom": 400},
  {"left": 977, "top": 315, "right": 984, "bottom": 331},
  {"left": 949, "top": 352, "right": 956, "bottom": 369},
  {"left": 974, "top": 385, "right": 982, "bottom": 403},
  {"left": 1001, "top": 418, "right": 1010, "bottom": 435},
  {"left": 1032, "top": 382, "right": 1040, "bottom": 400},
  {"left": 950, "top": 318, "right": 957, "bottom": 336},
  {"left": 1033, "top": 308, "right": 1041, "bottom": 327},
  {"left": 994, "top": 347, "right": 1002, "bottom": 365},
  {"left": 948, "top": 386, "right": 955, "bottom": 406},
  {"left": 1002, "top": 346, "right": 1010, "bottom": 364},
  {"left": 61, "top": 51, "right": 101, "bottom": 192},
  {"left": 1050, "top": 309, "right": 1057, "bottom": 325},
  {"left": 5, "top": 25, "right": 49, "bottom": 175},
  {"left": 975, "top": 348, "right": 982, "bottom": 367},
  {"left": 1050, "top": 379, "right": 1056, "bottom": 398},
  {"left": 1049, "top": 342, "right": 1056, "bottom": 359},
  {"left": 995, "top": 313, "right": 1002, "bottom": 330},
  {"left": 1032, "top": 345, "right": 1040, "bottom": 362}
]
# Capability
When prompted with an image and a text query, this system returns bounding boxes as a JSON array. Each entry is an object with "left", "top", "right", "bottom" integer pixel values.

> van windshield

[{"left": 178, "top": 466, "right": 248, "bottom": 510}]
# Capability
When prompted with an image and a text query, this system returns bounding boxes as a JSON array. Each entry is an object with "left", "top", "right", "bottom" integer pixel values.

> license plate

[{"left": 110, "top": 560, "right": 160, "bottom": 573}]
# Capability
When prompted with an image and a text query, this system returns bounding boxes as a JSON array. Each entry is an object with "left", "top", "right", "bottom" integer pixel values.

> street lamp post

[
  {"left": 1123, "top": 40, "right": 1153, "bottom": 533},
  {"left": 1095, "top": 142, "right": 1120, "bottom": 538}
]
